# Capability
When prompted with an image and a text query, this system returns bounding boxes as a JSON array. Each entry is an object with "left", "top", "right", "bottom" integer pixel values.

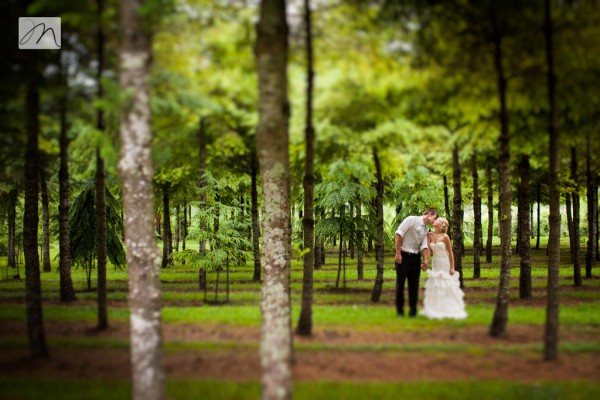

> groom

[{"left": 394, "top": 208, "right": 438, "bottom": 317}]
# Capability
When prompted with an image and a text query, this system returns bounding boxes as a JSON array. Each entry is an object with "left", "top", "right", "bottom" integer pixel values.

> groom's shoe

[
  {"left": 408, "top": 310, "right": 417, "bottom": 318},
  {"left": 397, "top": 310, "right": 405, "bottom": 317}
]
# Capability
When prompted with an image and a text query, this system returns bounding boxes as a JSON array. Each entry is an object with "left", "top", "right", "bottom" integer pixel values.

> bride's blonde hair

[{"left": 437, "top": 217, "right": 449, "bottom": 233}]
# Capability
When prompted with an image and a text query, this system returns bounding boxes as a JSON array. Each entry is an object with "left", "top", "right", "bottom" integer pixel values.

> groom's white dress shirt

[{"left": 396, "top": 216, "right": 428, "bottom": 254}]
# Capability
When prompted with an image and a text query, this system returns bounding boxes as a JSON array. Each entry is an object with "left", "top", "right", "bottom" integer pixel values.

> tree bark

[
  {"left": 451, "top": 144, "right": 464, "bottom": 287},
  {"left": 297, "top": 0, "right": 316, "bottom": 337},
  {"left": 472, "top": 156, "right": 482, "bottom": 279},
  {"left": 443, "top": 175, "right": 452, "bottom": 238},
  {"left": 39, "top": 166, "right": 51, "bottom": 272},
  {"left": 118, "top": 0, "right": 166, "bottom": 397},
  {"left": 256, "top": 0, "right": 292, "bottom": 397},
  {"left": 571, "top": 147, "right": 582, "bottom": 286},
  {"left": 58, "top": 65, "right": 76, "bottom": 301},
  {"left": 586, "top": 134, "right": 597, "bottom": 277},
  {"left": 24, "top": 51, "right": 48, "bottom": 358},
  {"left": 544, "top": 0, "right": 561, "bottom": 361},
  {"left": 96, "top": 0, "right": 108, "bottom": 331},
  {"left": 566, "top": 193, "right": 574, "bottom": 262},
  {"left": 486, "top": 162, "right": 493, "bottom": 263},
  {"left": 251, "top": 153, "right": 261, "bottom": 281},
  {"left": 371, "top": 148, "right": 385, "bottom": 302},
  {"left": 489, "top": 8, "right": 513, "bottom": 338},
  {"left": 518, "top": 156, "right": 532, "bottom": 299},
  {"left": 161, "top": 185, "right": 172, "bottom": 268},
  {"left": 536, "top": 183, "right": 541, "bottom": 249}
]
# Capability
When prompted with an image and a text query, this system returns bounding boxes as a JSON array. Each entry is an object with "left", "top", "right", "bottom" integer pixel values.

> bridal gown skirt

[{"left": 420, "top": 267, "right": 467, "bottom": 320}]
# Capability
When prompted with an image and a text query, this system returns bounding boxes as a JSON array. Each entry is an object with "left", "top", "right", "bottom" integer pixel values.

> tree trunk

[
  {"left": 571, "top": 147, "right": 582, "bottom": 286},
  {"left": 356, "top": 203, "right": 364, "bottom": 281},
  {"left": 58, "top": 63, "right": 76, "bottom": 301},
  {"left": 175, "top": 204, "right": 180, "bottom": 252},
  {"left": 39, "top": 166, "right": 51, "bottom": 272},
  {"left": 544, "top": 0, "right": 561, "bottom": 361},
  {"left": 489, "top": 9, "right": 513, "bottom": 338},
  {"left": 118, "top": 0, "right": 166, "bottom": 397},
  {"left": 472, "top": 156, "right": 482, "bottom": 279},
  {"left": 251, "top": 153, "right": 261, "bottom": 281},
  {"left": 8, "top": 189, "right": 17, "bottom": 270},
  {"left": 198, "top": 118, "right": 207, "bottom": 254},
  {"left": 297, "top": 0, "right": 316, "bottom": 337},
  {"left": 536, "top": 183, "right": 541, "bottom": 249},
  {"left": 256, "top": 0, "right": 292, "bottom": 397},
  {"left": 161, "top": 185, "right": 172, "bottom": 268},
  {"left": 518, "top": 156, "right": 532, "bottom": 300},
  {"left": 443, "top": 175, "right": 452, "bottom": 237},
  {"left": 96, "top": 0, "right": 108, "bottom": 331},
  {"left": 182, "top": 198, "right": 186, "bottom": 265},
  {"left": 586, "top": 134, "right": 597, "bottom": 277},
  {"left": 566, "top": 193, "right": 574, "bottom": 262},
  {"left": 371, "top": 148, "right": 385, "bottom": 302},
  {"left": 452, "top": 144, "right": 464, "bottom": 288},
  {"left": 24, "top": 51, "right": 48, "bottom": 358},
  {"left": 336, "top": 206, "right": 343, "bottom": 289},
  {"left": 486, "top": 162, "right": 493, "bottom": 263}
]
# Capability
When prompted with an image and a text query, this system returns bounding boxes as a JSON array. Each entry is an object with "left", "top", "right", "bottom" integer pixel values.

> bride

[{"left": 420, "top": 217, "right": 467, "bottom": 320}]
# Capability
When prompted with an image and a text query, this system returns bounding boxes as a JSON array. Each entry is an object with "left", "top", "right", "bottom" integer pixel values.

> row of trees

[{"left": 1, "top": 0, "right": 599, "bottom": 398}]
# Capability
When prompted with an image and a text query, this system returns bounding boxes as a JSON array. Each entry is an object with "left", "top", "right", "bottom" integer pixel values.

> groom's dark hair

[{"left": 422, "top": 208, "right": 438, "bottom": 218}]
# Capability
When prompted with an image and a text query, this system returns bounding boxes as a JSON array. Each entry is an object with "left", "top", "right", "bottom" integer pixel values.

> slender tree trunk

[
  {"left": 531, "top": 200, "right": 535, "bottom": 239},
  {"left": 161, "top": 185, "right": 172, "bottom": 268},
  {"left": 58, "top": 66, "right": 76, "bottom": 301},
  {"left": 544, "top": 0, "right": 561, "bottom": 361},
  {"left": 39, "top": 167, "right": 51, "bottom": 272},
  {"left": 95, "top": 0, "right": 108, "bottom": 331},
  {"left": 518, "top": 156, "right": 532, "bottom": 299},
  {"left": 566, "top": 193, "right": 574, "bottom": 262},
  {"left": 297, "top": 0, "right": 316, "bottom": 337},
  {"left": 251, "top": 153, "right": 261, "bottom": 281},
  {"left": 175, "top": 204, "right": 181, "bottom": 252},
  {"left": 314, "top": 208, "right": 324, "bottom": 270},
  {"left": 486, "top": 162, "right": 493, "bottom": 263},
  {"left": 256, "top": 0, "right": 292, "bottom": 397},
  {"left": 118, "top": 0, "right": 165, "bottom": 397},
  {"left": 586, "top": 134, "right": 596, "bottom": 277},
  {"left": 8, "top": 189, "right": 17, "bottom": 269},
  {"left": 472, "top": 156, "right": 482, "bottom": 279},
  {"left": 371, "top": 148, "right": 385, "bottom": 302},
  {"left": 24, "top": 50, "right": 47, "bottom": 358},
  {"left": 198, "top": 118, "right": 207, "bottom": 254},
  {"left": 336, "top": 206, "right": 343, "bottom": 289},
  {"left": 356, "top": 203, "right": 364, "bottom": 281},
  {"left": 182, "top": 198, "right": 186, "bottom": 265},
  {"left": 443, "top": 175, "right": 452, "bottom": 237},
  {"left": 489, "top": 9, "right": 513, "bottom": 337},
  {"left": 451, "top": 144, "right": 464, "bottom": 287},
  {"left": 571, "top": 147, "right": 582, "bottom": 286}
]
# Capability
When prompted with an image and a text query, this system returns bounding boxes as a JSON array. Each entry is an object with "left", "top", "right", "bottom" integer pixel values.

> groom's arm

[{"left": 395, "top": 234, "right": 403, "bottom": 264}]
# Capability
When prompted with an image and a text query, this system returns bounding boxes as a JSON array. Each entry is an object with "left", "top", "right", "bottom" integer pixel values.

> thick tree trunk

[
  {"left": 586, "top": 134, "right": 597, "bottom": 277},
  {"left": 452, "top": 144, "right": 464, "bottom": 288},
  {"left": 297, "top": 0, "right": 316, "bottom": 337},
  {"left": 489, "top": 10, "right": 513, "bottom": 338},
  {"left": 24, "top": 51, "right": 48, "bottom": 358},
  {"left": 443, "top": 175, "right": 452, "bottom": 237},
  {"left": 571, "top": 147, "right": 582, "bottom": 286},
  {"left": 256, "top": 0, "right": 292, "bottom": 397},
  {"left": 118, "top": 0, "right": 166, "bottom": 397},
  {"left": 472, "top": 156, "right": 482, "bottom": 279},
  {"left": 251, "top": 154, "right": 261, "bottom": 281},
  {"left": 96, "top": 0, "right": 108, "bottom": 331},
  {"left": 40, "top": 167, "right": 51, "bottom": 272},
  {"left": 356, "top": 203, "right": 364, "bottom": 281},
  {"left": 544, "top": 0, "right": 561, "bottom": 361},
  {"left": 8, "top": 189, "right": 17, "bottom": 270},
  {"left": 518, "top": 156, "right": 532, "bottom": 299},
  {"left": 371, "top": 148, "right": 385, "bottom": 302},
  {"left": 161, "top": 185, "right": 172, "bottom": 268},
  {"left": 58, "top": 69, "right": 76, "bottom": 301},
  {"left": 486, "top": 162, "right": 493, "bottom": 263},
  {"left": 198, "top": 118, "right": 207, "bottom": 254}
]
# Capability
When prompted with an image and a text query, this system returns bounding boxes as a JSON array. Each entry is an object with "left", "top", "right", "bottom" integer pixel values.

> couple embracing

[{"left": 394, "top": 208, "right": 467, "bottom": 320}]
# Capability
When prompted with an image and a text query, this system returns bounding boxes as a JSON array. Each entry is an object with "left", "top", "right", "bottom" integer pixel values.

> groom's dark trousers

[{"left": 395, "top": 251, "right": 421, "bottom": 316}]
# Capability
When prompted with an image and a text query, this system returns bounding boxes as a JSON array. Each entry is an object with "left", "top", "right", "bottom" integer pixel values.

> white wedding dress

[{"left": 420, "top": 241, "right": 467, "bottom": 320}]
